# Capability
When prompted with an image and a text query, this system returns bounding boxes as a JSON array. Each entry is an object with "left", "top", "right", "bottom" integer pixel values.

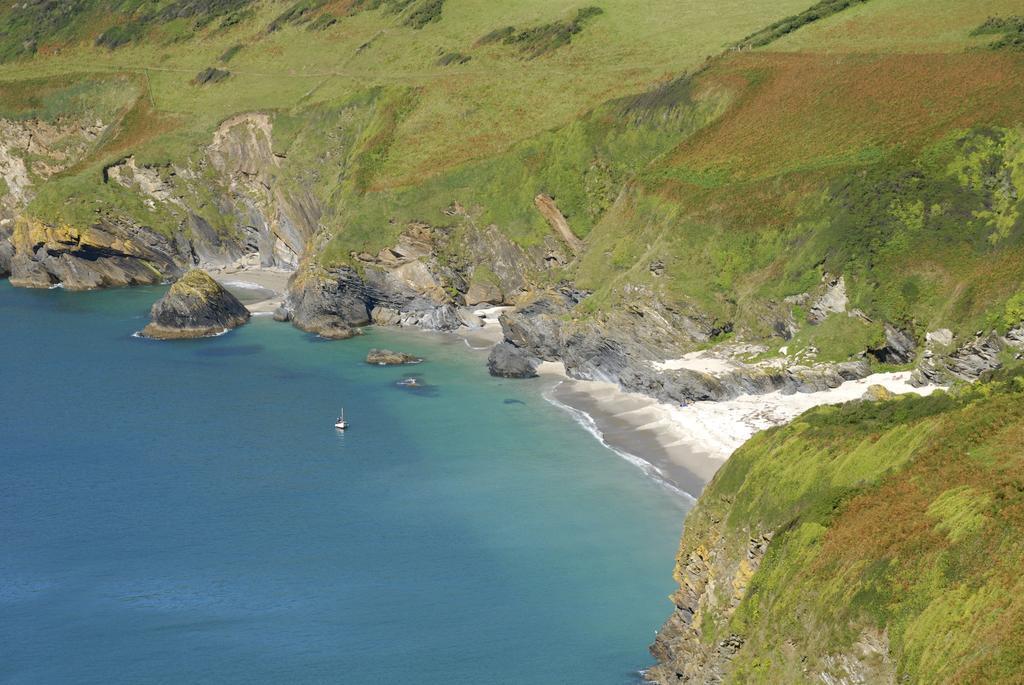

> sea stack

[{"left": 141, "top": 269, "right": 250, "bottom": 339}]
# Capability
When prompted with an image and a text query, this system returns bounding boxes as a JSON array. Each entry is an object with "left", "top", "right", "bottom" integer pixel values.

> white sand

[
  {"left": 660, "top": 371, "right": 938, "bottom": 460},
  {"left": 208, "top": 267, "right": 292, "bottom": 314},
  {"left": 546, "top": 369, "right": 940, "bottom": 497},
  {"left": 457, "top": 305, "right": 513, "bottom": 349},
  {"left": 651, "top": 352, "right": 739, "bottom": 374}
]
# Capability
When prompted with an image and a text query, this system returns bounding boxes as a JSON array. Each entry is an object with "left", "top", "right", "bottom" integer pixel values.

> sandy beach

[
  {"left": 457, "top": 305, "right": 512, "bottom": 349},
  {"left": 543, "top": 364, "right": 938, "bottom": 500},
  {"left": 209, "top": 267, "right": 292, "bottom": 314}
]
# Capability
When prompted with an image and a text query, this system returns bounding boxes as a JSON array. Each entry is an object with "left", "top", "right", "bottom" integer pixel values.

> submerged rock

[
  {"left": 366, "top": 348, "right": 423, "bottom": 365},
  {"left": 296, "top": 315, "right": 358, "bottom": 340},
  {"left": 488, "top": 342, "right": 539, "bottom": 378},
  {"left": 141, "top": 269, "right": 250, "bottom": 339}
]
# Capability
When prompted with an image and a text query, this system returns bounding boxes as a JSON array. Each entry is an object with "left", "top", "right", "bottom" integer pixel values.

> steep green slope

[
  {"left": 648, "top": 369, "right": 1024, "bottom": 683},
  {"left": 1, "top": 1, "right": 1023, "bottom": 353}
]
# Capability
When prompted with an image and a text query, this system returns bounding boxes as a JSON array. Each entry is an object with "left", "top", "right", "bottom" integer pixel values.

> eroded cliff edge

[{"left": 646, "top": 370, "right": 1024, "bottom": 684}]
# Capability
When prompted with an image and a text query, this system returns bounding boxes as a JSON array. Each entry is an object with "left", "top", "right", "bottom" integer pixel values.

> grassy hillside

[
  {"left": 656, "top": 369, "right": 1024, "bottom": 682},
  {"left": 1, "top": 0, "right": 1023, "bottom": 355}
]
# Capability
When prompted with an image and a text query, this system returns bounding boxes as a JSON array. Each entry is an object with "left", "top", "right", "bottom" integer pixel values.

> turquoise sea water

[{"left": 0, "top": 282, "right": 687, "bottom": 684}]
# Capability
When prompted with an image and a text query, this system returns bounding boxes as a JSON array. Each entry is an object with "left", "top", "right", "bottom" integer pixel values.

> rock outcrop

[
  {"left": 366, "top": 349, "right": 423, "bottom": 365},
  {"left": 493, "top": 289, "right": 871, "bottom": 401},
  {"left": 487, "top": 342, "right": 539, "bottom": 378},
  {"left": 140, "top": 269, "right": 250, "bottom": 339},
  {"left": 284, "top": 266, "right": 370, "bottom": 339},
  {"left": 911, "top": 332, "right": 1005, "bottom": 385},
  {"left": 807, "top": 274, "right": 848, "bottom": 324},
  {"left": 7, "top": 219, "right": 177, "bottom": 290},
  {"left": 869, "top": 324, "right": 916, "bottom": 364},
  {"left": 862, "top": 384, "right": 895, "bottom": 402},
  {"left": 0, "top": 110, "right": 325, "bottom": 291}
]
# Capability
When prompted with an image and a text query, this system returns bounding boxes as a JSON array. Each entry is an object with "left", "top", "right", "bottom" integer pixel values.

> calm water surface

[{"left": 0, "top": 282, "right": 687, "bottom": 684}]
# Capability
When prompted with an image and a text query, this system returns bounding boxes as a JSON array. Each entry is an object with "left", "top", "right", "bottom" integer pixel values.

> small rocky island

[
  {"left": 366, "top": 348, "right": 423, "bottom": 365},
  {"left": 141, "top": 269, "right": 250, "bottom": 339}
]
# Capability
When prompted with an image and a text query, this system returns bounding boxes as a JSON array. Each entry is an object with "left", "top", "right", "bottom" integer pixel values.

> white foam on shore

[
  {"left": 222, "top": 280, "right": 272, "bottom": 291},
  {"left": 544, "top": 383, "right": 697, "bottom": 503},
  {"left": 461, "top": 338, "right": 494, "bottom": 351},
  {"left": 131, "top": 327, "right": 231, "bottom": 339}
]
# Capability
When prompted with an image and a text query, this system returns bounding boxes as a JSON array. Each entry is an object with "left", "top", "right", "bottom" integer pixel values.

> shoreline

[
  {"left": 156, "top": 270, "right": 942, "bottom": 502},
  {"left": 542, "top": 368, "right": 939, "bottom": 500},
  {"left": 208, "top": 267, "right": 292, "bottom": 314}
]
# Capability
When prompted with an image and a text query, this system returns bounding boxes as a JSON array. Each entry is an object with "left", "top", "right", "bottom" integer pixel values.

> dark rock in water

[
  {"left": 366, "top": 348, "right": 423, "bottom": 365},
  {"left": 869, "top": 324, "right": 917, "bottom": 364},
  {"left": 195, "top": 344, "right": 263, "bottom": 357},
  {"left": 503, "top": 398, "right": 526, "bottom": 405},
  {"left": 141, "top": 269, "right": 250, "bottom": 339},
  {"left": 394, "top": 375, "right": 439, "bottom": 396},
  {"left": 488, "top": 342, "right": 539, "bottom": 378}
]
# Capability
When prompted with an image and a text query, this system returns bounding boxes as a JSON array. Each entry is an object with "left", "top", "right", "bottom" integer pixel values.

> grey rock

[
  {"left": 286, "top": 266, "right": 371, "bottom": 337},
  {"left": 912, "top": 333, "right": 1004, "bottom": 386},
  {"left": 807, "top": 274, "right": 847, "bottom": 324},
  {"left": 297, "top": 315, "right": 357, "bottom": 340},
  {"left": 457, "top": 308, "right": 485, "bottom": 328},
  {"left": 499, "top": 294, "right": 571, "bottom": 361},
  {"left": 487, "top": 342, "right": 539, "bottom": 378},
  {"left": 9, "top": 253, "right": 54, "bottom": 288},
  {"left": 141, "top": 269, "right": 250, "bottom": 339},
  {"left": 0, "top": 228, "right": 13, "bottom": 277},
  {"left": 926, "top": 328, "right": 955, "bottom": 348},
  {"left": 1006, "top": 324, "right": 1024, "bottom": 349},
  {"left": 464, "top": 278, "right": 503, "bottom": 306},
  {"left": 869, "top": 324, "right": 916, "bottom": 364}
]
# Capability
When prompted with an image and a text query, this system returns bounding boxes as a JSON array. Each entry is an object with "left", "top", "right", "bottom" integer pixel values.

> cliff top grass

[
  {"left": 0, "top": 0, "right": 813, "bottom": 184},
  {"left": 679, "top": 369, "right": 1024, "bottom": 682}
]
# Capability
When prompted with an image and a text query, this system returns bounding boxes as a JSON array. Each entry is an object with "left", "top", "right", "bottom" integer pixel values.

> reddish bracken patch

[{"left": 669, "top": 51, "right": 1024, "bottom": 178}]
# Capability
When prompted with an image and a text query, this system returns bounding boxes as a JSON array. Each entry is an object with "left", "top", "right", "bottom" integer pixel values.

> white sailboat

[{"left": 335, "top": 407, "right": 348, "bottom": 430}]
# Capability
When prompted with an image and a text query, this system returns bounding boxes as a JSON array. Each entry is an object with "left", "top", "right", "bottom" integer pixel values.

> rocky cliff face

[
  {"left": 141, "top": 269, "right": 250, "bottom": 339},
  {"left": 0, "top": 111, "right": 321, "bottom": 290},
  {"left": 276, "top": 218, "right": 567, "bottom": 337}
]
